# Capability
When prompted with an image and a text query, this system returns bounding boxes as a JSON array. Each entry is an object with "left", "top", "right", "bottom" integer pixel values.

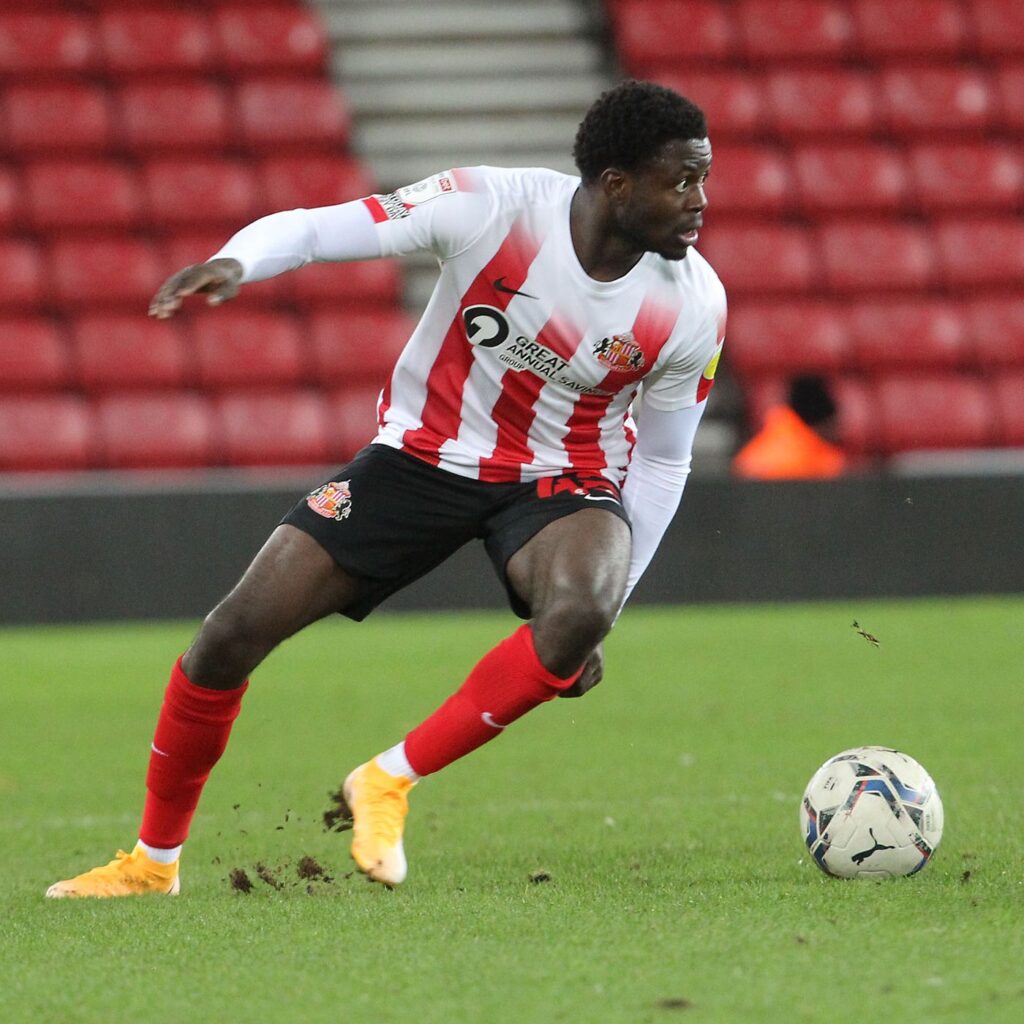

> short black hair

[{"left": 573, "top": 80, "right": 708, "bottom": 183}]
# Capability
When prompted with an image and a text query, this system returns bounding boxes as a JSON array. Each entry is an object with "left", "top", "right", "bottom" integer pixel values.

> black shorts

[{"left": 281, "top": 444, "right": 630, "bottom": 621}]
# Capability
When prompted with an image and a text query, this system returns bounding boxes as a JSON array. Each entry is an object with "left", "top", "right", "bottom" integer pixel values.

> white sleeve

[
  {"left": 618, "top": 398, "right": 707, "bottom": 611},
  {"left": 210, "top": 201, "right": 382, "bottom": 283},
  {"left": 209, "top": 168, "right": 494, "bottom": 283}
]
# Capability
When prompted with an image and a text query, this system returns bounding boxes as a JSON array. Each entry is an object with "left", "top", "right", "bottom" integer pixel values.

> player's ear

[{"left": 599, "top": 167, "right": 631, "bottom": 206}]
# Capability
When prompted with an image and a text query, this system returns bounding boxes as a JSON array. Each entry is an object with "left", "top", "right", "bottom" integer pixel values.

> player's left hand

[{"left": 558, "top": 642, "right": 603, "bottom": 698}]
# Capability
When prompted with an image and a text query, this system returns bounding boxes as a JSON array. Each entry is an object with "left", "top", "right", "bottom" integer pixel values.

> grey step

[
  {"left": 334, "top": 39, "right": 601, "bottom": 79},
  {"left": 366, "top": 151, "right": 577, "bottom": 191},
  {"left": 344, "top": 74, "right": 606, "bottom": 116},
  {"left": 318, "top": 3, "right": 589, "bottom": 41},
  {"left": 356, "top": 112, "right": 585, "bottom": 154}
]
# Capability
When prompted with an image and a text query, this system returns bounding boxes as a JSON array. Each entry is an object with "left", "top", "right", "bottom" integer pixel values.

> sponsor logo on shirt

[{"left": 594, "top": 332, "right": 645, "bottom": 372}]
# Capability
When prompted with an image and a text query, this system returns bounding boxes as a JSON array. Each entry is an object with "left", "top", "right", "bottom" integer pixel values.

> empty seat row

[
  {"left": 612, "top": 0, "right": 1024, "bottom": 71},
  {"left": 0, "top": 6, "right": 327, "bottom": 78},
  {"left": 654, "top": 65, "right": 1024, "bottom": 137},
  {"left": 727, "top": 298, "right": 1024, "bottom": 375},
  {"left": 0, "top": 388, "right": 385, "bottom": 471},
  {"left": 0, "top": 237, "right": 400, "bottom": 310},
  {"left": 699, "top": 219, "right": 1024, "bottom": 295},
  {"left": 697, "top": 142, "right": 1024, "bottom": 214},
  {"left": 0, "top": 309, "right": 416, "bottom": 392},
  {"left": 0, "top": 156, "right": 373, "bottom": 231},
  {"left": 743, "top": 373, "right": 1024, "bottom": 455},
  {"left": 0, "top": 79, "right": 352, "bottom": 154}
]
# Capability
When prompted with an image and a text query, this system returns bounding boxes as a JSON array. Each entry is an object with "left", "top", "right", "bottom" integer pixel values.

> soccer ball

[{"left": 800, "top": 746, "right": 944, "bottom": 879}]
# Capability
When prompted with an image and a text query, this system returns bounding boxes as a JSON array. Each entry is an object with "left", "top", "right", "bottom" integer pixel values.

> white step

[
  {"left": 345, "top": 74, "right": 605, "bottom": 116},
  {"left": 334, "top": 39, "right": 601, "bottom": 79},
  {"left": 318, "top": 3, "right": 590, "bottom": 41},
  {"left": 357, "top": 112, "right": 585, "bottom": 155}
]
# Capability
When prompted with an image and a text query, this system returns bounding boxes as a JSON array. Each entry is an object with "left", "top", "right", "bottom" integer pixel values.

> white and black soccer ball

[{"left": 800, "top": 746, "right": 944, "bottom": 879}]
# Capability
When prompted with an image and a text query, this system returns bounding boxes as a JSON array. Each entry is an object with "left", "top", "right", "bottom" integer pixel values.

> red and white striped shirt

[{"left": 362, "top": 166, "right": 726, "bottom": 486}]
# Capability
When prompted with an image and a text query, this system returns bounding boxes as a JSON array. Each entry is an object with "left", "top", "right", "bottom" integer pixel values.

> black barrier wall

[{"left": 1, "top": 471, "right": 1022, "bottom": 625}]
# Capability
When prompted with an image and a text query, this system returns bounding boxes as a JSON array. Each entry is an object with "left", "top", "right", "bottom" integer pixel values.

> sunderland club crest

[
  {"left": 594, "top": 332, "right": 645, "bottom": 372},
  {"left": 306, "top": 480, "right": 352, "bottom": 521}
]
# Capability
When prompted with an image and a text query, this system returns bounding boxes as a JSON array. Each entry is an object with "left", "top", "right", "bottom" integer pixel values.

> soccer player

[{"left": 46, "top": 80, "right": 725, "bottom": 897}]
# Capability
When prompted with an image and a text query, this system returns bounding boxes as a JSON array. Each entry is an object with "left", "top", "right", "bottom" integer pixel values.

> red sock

[
  {"left": 140, "top": 656, "right": 248, "bottom": 849},
  {"left": 404, "top": 624, "right": 582, "bottom": 777}
]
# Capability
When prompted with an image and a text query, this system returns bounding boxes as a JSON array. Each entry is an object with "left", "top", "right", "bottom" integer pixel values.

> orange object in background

[{"left": 734, "top": 375, "right": 848, "bottom": 480}]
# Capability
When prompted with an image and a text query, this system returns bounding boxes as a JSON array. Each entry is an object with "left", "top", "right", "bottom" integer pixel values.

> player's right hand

[{"left": 148, "top": 258, "right": 244, "bottom": 319}]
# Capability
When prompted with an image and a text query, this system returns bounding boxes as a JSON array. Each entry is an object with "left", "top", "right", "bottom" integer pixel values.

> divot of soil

[
  {"left": 656, "top": 997, "right": 694, "bottom": 1011},
  {"left": 255, "top": 862, "right": 284, "bottom": 890},
  {"left": 229, "top": 868, "right": 253, "bottom": 894},
  {"left": 297, "top": 855, "right": 331, "bottom": 882},
  {"left": 323, "top": 786, "right": 353, "bottom": 833},
  {"left": 529, "top": 871, "right": 552, "bottom": 884}
]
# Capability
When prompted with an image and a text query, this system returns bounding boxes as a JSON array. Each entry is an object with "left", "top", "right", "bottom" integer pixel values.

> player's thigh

[
  {"left": 505, "top": 508, "right": 631, "bottom": 625},
  {"left": 215, "top": 523, "right": 361, "bottom": 636}
]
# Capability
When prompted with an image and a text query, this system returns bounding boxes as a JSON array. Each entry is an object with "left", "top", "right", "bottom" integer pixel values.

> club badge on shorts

[{"left": 306, "top": 480, "right": 352, "bottom": 521}]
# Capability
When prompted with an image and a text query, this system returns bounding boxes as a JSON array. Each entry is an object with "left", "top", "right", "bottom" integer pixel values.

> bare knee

[
  {"left": 531, "top": 587, "right": 619, "bottom": 678},
  {"left": 182, "top": 599, "right": 275, "bottom": 689}
]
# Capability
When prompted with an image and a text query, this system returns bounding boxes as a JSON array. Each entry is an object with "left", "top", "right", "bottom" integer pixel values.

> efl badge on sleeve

[{"left": 306, "top": 480, "right": 353, "bottom": 521}]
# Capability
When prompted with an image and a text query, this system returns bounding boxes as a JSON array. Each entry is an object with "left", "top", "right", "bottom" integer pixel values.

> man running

[{"left": 47, "top": 80, "right": 725, "bottom": 896}]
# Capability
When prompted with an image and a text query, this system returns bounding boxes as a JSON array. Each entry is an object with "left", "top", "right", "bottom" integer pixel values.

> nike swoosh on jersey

[{"left": 493, "top": 276, "right": 538, "bottom": 300}]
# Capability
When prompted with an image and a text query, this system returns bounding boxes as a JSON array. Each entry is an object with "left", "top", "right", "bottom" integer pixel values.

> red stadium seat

[
  {"left": 909, "top": 143, "right": 1023, "bottom": 212},
  {"left": 289, "top": 259, "right": 403, "bottom": 307},
  {"left": 0, "top": 318, "right": 70, "bottom": 391},
  {"left": 215, "top": 390, "right": 331, "bottom": 466},
  {"left": 142, "top": 159, "right": 258, "bottom": 228},
  {"left": 793, "top": 145, "right": 909, "bottom": 215},
  {"left": 72, "top": 313, "right": 191, "bottom": 391},
  {"left": 766, "top": 70, "right": 878, "bottom": 137},
  {"left": 933, "top": 220, "right": 1024, "bottom": 288},
  {"left": 833, "top": 377, "right": 878, "bottom": 456},
  {"left": 190, "top": 310, "right": 306, "bottom": 389},
  {"left": 847, "top": 301, "right": 967, "bottom": 370},
  {"left": 610, "top": 1, "right": 736, "bottom": 73},
  {"left": 213, "top": 5, "right": 327, "bottom": 73},
  {"left": 94, "top": 392, "right": 214, "bottom": 469},
  {"left": 655, "top": 70, "right": 764, "bottom": 139},
  {"left": 818, "top": 223, "right": 935, "bottom": 292},
  {"left": 0, "top": 167, "right": 21, "bottom": 232},
  {"left": 0, "top": 13, "right": 97, "bottom": 77},
  {"left": 24, "top": 160, "right": 142, "bottom": 232},
  {"left": 966, "top": 299, "right": 1024, "bottom": 367},
  {"left": 697, "top": 225, "right": 817, "bottom": 294},
  {"left": 50, "top": 237, "right": 165, "bottom": 308},
  {"left": 96, "top": 8, "right": 215, "bottom": 75},
  {"left": 995, "top": 64, "right": 1024, "bottom": 130},
  {"left": 308, "top": 309, "right": 415, "bottom": 386},
  {"left": 0, "top": 238, "right": 46, "bottom": 310},
  {"left": 256, "top": 156, "right": 374, "bottom": 210},
  {"left": 701, "top": 146, "right": 791, "bottom": 216},
  {"left": 970, "top": 1, "right": 1024, "bottom": 58},
  {"left": 160, "top": 232, "right": 287, "bottom": 306},
  {"left": 992, "top": 372, "right": 1024, "bottom": 445},
  {"left": 326, "top": 385, "right": 384, "bottom": 462},
  {"left": 116, "top": 82, "right": 231, "bottom": 153},
  {"left": 850, "top": 0, "right": 967, "bottom": 59},
  {"left": 881, "top": 68, "right": 995, "bottom": 134},
  {"left": 0, "top": 395, "right": 93, "bottom": 471},
  {"left": 235, "top": 79, "right": 351, "bottom": 149},
  {"left": 737, "top": 0, "right": 854, "bottom": 61},
  {"left": 3, "top": 84, "right": 113, "bottom": 154},
  {"left": 726, "top": 302, "right": 850, "bottom": 376},
  {"left": 876, "top": 375, "right": 995, "bottom": 452}
]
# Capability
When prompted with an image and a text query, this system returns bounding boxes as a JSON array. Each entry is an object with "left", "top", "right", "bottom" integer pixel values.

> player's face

[{"left": 614, "top": 138, "right": 712, "bottom": 260}]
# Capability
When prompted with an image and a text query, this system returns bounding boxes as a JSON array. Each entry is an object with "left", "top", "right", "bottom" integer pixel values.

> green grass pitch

[{"left": 2, "top": 597, "right": 1022, "bottom": 1023}]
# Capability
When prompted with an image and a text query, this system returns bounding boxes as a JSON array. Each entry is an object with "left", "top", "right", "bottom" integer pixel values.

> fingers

[{"left": 148, "top": 264, "right": 237, "bottom": 319}]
